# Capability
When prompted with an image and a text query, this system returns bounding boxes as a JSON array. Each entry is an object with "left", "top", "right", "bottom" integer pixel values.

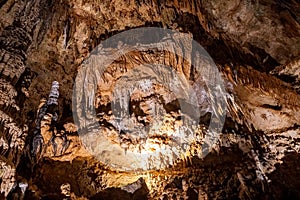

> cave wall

[{"left": 0, "top": 0, "right": 299, "bottom": 199}]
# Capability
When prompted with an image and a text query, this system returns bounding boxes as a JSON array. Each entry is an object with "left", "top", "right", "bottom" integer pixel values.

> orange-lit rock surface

[{"left": 0, "top": 0, "right": 299, "bottom": 199}]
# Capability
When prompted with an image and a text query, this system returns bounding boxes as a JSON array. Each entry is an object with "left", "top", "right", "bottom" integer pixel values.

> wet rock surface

[{"left": 0, "top": 0, "right": 299, "bottom": 199}]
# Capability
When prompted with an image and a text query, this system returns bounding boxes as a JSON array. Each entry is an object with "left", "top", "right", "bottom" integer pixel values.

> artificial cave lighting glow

[{"left": 80, "top": 123, "right": 196, "bottom": 171}]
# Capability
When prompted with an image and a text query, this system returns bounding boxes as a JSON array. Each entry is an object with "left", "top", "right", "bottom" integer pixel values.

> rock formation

[{"left": 0, "top": 0, "right": 299, "bottom": 199}]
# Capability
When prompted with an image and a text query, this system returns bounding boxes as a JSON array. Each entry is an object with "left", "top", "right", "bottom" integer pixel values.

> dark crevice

[
  {"left": 0, "top": 0, "right": 9, "bottom": 9},
  {"left": 261, "top": 104, "right": 282, "bottom": 110},
  {"left": 275, "top": 74, "right": 297, "bottom": 85},
  {"left": 269, "top": 152, "right": 300, "bottom": 200}
]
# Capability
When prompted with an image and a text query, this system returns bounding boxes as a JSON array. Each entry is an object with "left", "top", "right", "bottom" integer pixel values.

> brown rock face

[{"left": 0, "top": 0, "right": 299, "bottom": 199}]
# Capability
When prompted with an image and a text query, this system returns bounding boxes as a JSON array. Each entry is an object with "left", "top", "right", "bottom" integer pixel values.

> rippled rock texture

[{"left": 0, "top": 0, "right": 299, "bottom": 199}]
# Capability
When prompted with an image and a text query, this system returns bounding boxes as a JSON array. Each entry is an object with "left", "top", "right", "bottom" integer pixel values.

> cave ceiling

[{"left": 0, "top": 0, "right": 299, "bottom": 199}]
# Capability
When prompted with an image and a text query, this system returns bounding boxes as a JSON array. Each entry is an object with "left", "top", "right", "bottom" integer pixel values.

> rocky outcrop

[
  {"left": 0, "top": 0, "right": 299, "bottom": 199},
  {"left": 0, "top": 0, "right": 55, "bottom": 197}
]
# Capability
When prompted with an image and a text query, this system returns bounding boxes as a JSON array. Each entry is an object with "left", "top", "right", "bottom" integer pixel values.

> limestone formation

[{"left": 0, "top": 0, "right": 299, "bottom": 199}]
